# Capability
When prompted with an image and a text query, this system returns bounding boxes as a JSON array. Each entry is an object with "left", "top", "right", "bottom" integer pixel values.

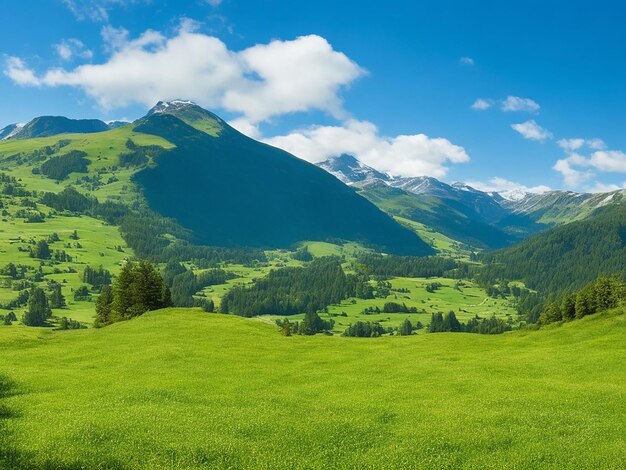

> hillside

[
  {"left": 360, "top": 181, "right": 512, "bottom": 248},
  {"left": 481, "top": 203, "right": 626, "bottom": 294},
  {"left": 132, "top": 112, "right": 431, "bottom": 255},
  {"left": 0, "top": 308, "right": 623, "bottom": 468}
]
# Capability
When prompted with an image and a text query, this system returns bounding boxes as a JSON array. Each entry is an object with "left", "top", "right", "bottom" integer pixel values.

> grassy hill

[{"left": 0, "top": 308, "right": 624, "bottom": 468}]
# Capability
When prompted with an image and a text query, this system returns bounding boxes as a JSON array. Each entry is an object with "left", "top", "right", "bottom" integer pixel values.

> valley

[{"left": 0, "top": 101, "right": 624, "bottom": 468}]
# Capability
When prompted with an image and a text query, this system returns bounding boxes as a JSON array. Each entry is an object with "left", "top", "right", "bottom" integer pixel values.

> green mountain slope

[
  {"left": 481, "top": 204, "right": 626, "bottom": 293},
  {"left": 133, "top": 113, "right": 432, "bottom": 255}
]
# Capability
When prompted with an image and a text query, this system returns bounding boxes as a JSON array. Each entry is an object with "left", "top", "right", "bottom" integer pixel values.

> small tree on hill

[{"left": 398, "top": 318, "right": 413, "bottom": 336}]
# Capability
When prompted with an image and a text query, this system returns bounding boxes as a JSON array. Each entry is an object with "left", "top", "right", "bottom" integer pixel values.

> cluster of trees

[
  {"left": 539, "top": 276, "right": 626, "bottom": 325},
  {"left": 0, "top": 263, "right": 29, "bottom": 280},
  {"left": 425, "top": 282, "right": 442, "bottom": 293},
  {"left": 342, "top": 318, "right": 423, "bottom": 337},
  {"left": 95, "top": 261, "right": 171, "bottom": 326},
  {"left": 118, "top": 139, "right": 164, "bottom": 167},
  {"left": 82, "top": 265, "right": 112, "bottom": 291},
  {"left": 222, "top": 257, "right": 373, "bottom": 317},
  {"left": 40, "top": 151, "right": 90, "bottom": 180},
  {"left": 343, "top": 321, "right": 385, "bottom": 337},
  {"left": 382, "top": 302, "right": 418, "bottom": 313},
  {"left": 292, "top": 247, "right": 313, "bottom": 262},
  {"left": 161, "top": 262, "right": 230, "bottom": 310},
  {"left": 429, "top": 311, "right": 511, "bottom": 335},
  {"left": 356, "top": 254, "right": 460, "bottom": 278},
  {"left": 0, "top": 312, "right": 17, "bottom": 326},
  {"left": 277, "top": 312, "right": 334, "bottom": 336}
]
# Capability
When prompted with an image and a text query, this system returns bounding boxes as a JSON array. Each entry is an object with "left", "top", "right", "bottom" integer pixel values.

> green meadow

[
  {"left": 0, "top": 307, "right": 624, "bottom": 469},
  {"left": 261, "top": 276, "right": 517, "bottom": 334}
]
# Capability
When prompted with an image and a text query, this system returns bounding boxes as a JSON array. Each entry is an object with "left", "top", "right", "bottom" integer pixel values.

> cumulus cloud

[
  {"left": 6, "top": 30, "right": 365, "bottom": 124},
  {"left": 459, "top": 57, "right": 474, "bottom": 65},
  {"left": 3, "top": 57, "right": 40, "bottom": 86},
  {"left": 553, "top": 158, "right": 593, "bottom": 188},
  {"left": 54, "top": 39, "right": 93, "bottom": 61},
  {"left": 501, "top": 96, "right": 540, "bottom": 112},
  {"left": 511, "top": 120, "right": 552, "bottom": 142},
  {"left": 470, "top": 98, "right": 493, "bottom": 111},
  {"left": 589, "top": 150, "right": 626, "bottom": 173},
  {"left": 465, "top": 177, "right": 550, "bottom": 195},
  {"left": 262, "top": 119, "right": 469, "bottom": 178}
]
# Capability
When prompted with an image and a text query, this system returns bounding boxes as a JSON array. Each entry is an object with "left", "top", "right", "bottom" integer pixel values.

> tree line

[
  {"left": 539, "top": 276, "right": 625, "bottom": 325},
  {"left": 221, "top": 257, "right": 373, "bottom": 317}
]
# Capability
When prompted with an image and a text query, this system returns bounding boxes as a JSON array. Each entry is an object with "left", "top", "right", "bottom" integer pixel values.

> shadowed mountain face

[{"left": 132, "top": 113, "right": 433, "bottom": 255}]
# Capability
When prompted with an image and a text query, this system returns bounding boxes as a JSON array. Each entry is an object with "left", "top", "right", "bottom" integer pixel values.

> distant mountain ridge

[
  {"left": 1, "top": 116, "right": 122, "bottom": 140},
  {"left": 316, "top": 154, "right": 626, "bottom": 248}
]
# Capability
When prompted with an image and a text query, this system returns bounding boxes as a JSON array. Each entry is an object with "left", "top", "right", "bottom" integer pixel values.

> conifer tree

[{"left": 22, "top": 287, "right": 51, "bottom": 326}]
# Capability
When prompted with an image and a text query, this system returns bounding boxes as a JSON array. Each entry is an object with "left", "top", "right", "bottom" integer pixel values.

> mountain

[
  {"left": 7, "top": 116, "right": 110, "bottom": 139},
  {"left": 131, "top": 107, "right": 433, "bottom": 255},
  {"left": 359, "top": 181, "right": 512, "bottom": 248},
  {"left": 317, "top": 154, "right": 626, "bottom": 249},
  {"left": 0, "top": 123, "right": 24, "bottom": 140},
  {"left": 317, "top": 154, "right": 390, "bottom": 184},
  {"left": 146, "top": 100, "right": 223, "bottom": 136},
  {"left": 480, "top": 203, "right": 626, "bottom": 294}
]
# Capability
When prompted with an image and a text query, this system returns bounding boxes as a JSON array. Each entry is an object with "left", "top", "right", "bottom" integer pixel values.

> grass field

[
  {"left": 261, "top": 276, "right": 518, "bottom": 334},
  {"left": 0, "top": 198, "right": 130, "bottom": 325},
  {"left": 0, "top": 307, "right": 623, "bottom": 469}
]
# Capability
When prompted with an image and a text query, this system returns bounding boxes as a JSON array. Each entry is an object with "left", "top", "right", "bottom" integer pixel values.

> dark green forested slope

[
  {"left": 480, "top": 204, "right": 626, "bottom": 294},
  {"left": 132, "top": 114, "right": 433, "bottom": 256}
]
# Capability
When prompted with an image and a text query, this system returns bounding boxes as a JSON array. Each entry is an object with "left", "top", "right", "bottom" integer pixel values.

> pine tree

[
  {"left": 95, "top": 285, "right": 114, "bottom": 326},
  {"left": 398, "top": 318, "right": 413, "bottom": 336},
  {"left": 48, "top": 282, "right": 66, "bottom": 309},
  {"left": 22, "top": 287, "right": 51, "bottom": 327}
]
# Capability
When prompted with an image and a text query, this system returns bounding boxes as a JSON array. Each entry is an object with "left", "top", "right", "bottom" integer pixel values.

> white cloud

[
  {"left": 587, "top": 138, "right": 606, "bottom": 150},
  {"left": 54, "top": 39, "right": 93, "bottom": 61},
  {"left": 501, "top": 96, "right": 540, "bottom": 112},
  {"left": 465, "top": 177, "right": 550, "bottom": 196},
  {"left": 459, "top": 57, "right": 474, "bottom": 65},
  {"left": 228, "top": 117, "right": 261, "bottom": 139},
  {"left": 585, "top": 181, "right": 626, "bottom": 193},
  {"left": 3, "top": 57, "right": 40, "bottom": 86},
  {"left": 470, "top": 98, "right": 492, "bottom": 111},
  {"left": 589, "top": 150, "right": 626, "bottom": 173},
  {"left": 205, "top": 0, "right": 223, "bottom": 5},
  {"left": 553, "top": 158, "right": 593, "bottom": 187},
  {"left": 262, "top": 119, "right": 469, "bottom": 178},
  {"left": 511, "top": 120, "right": 552, "bottom": 142},
  {"left": 557, "top": 137, "right": 606, "bottom": 152},
  {"left": 62, "top": 0, "right": 151, "bottom": 22},
  {"left": 7, "top": 30, "right": 365, "bottom": 124},
  {"left": 557, "top": 138, "right": 585, "bottom": 152}
]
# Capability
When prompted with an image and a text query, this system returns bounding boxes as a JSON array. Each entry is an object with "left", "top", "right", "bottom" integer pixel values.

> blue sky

[{"left": 2, "top": 0, "right": 626, "bottom": 193}]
